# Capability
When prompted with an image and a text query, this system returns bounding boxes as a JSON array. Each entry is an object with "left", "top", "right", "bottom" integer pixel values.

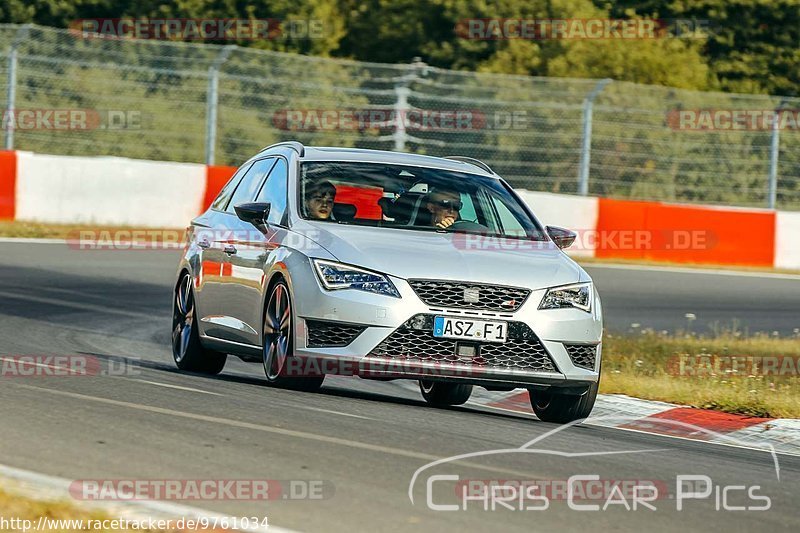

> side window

[
  {"left": 459, "top": 193, "right": 477, "bottom": 223},
  {"left": 225, "top": 158, "right": 276, "bottom": 213},
  {"left": 210, "top": 162, "right": 253, "bottom": 211},
  {"left": 255, "top": 158, "right": 288, "bottom": 225}
]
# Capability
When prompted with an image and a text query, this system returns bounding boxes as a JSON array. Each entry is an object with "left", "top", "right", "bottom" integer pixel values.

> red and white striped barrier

[{"left": 0, "top": 150, "right": 798, "bottom": 269}]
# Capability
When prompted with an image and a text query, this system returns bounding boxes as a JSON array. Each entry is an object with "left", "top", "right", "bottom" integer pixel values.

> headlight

[
  {"left": 539, "top": 282, "right": 592, "bottom": 312},
  {"left": 312, "top": 259, "right": 401, "bottom": 298}
]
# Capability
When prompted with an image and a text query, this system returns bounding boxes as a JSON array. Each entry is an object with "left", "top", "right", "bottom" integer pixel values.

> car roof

[{"left": 261, "top": 144, "right": 499, "bottom": 179}]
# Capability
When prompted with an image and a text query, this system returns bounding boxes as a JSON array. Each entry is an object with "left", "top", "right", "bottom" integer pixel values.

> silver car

[{"left": 172, "top": 142, "right": 603, "bottom": 423}]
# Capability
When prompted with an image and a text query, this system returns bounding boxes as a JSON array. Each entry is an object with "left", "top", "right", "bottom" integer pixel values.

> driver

[
  {"left": 304, "top": 180, "right": 336, "bottom": 220},
  {"left": 425, "top": 189, "right": 462, "bottom": 229}
]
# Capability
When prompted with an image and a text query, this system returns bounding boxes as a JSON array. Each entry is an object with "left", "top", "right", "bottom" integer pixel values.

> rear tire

[
  {"left": 171, "top": 272, "right": 227, "bottom": 375},
  {"left": 263, "top": 280, "right": 325, "bottom": 392},
  {"left": 529, "top": 380, "right": 598, "bottom": 423},
  {"left": 419, "top": 380, "right": 473, "bottom": 406}
]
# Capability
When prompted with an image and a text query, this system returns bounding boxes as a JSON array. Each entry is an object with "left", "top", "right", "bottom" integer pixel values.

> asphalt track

[{"left": 1, "top": 241, "right": 799, "bottom": 532}]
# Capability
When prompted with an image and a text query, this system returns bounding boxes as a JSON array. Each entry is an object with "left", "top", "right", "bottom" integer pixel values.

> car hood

[{"left": 297, "top": 221, "right": 587, "bottom": 290}]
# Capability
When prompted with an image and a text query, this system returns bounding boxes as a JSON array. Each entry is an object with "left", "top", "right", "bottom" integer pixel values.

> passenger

[
  {"left": 304, "top": 181, "right": 337, "bottom": 220},
  {"left": 425, "top": 189, "right": 462, "bottom": 229}
]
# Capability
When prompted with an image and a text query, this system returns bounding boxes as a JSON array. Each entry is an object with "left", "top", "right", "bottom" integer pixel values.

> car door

[
  {"left": 200, "top": 157, "right": 276, "bottom": 343},
  {"left": 226, "top": 157, "right": 290, "bottom": 347},
  {"left": 193, "top": 161, "right": 252, "bottom": 332}
]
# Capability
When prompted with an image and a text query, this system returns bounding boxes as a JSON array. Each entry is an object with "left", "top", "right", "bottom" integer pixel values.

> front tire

[
  {"left": 419, "top": 380, "right": 473, "bottom": 406},
  {"left": 262, "top": 280, "right": 324, "bottom": 392},
  {"left": 529, "top": 380, "right": 599, "bottom": 423},
  {"left": 171, "top": 272, "right": 227, "bottom": 374}
]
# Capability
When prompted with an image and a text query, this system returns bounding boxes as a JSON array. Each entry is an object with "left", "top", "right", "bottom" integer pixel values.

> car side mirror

[
  {"left": 234, "top": 202, "right": 271, "bottom": 226},
  {"left": 546, "top": 225, "right": 577, "bottom": 249}
]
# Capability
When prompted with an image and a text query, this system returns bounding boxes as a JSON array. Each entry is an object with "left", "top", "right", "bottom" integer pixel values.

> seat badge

[{"left": 463, "top": 287, "right": 480, "bottom": 303}]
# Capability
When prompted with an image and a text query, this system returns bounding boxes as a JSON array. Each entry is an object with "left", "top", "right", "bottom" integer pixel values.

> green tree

[{"left": 604, "top": 0, "right": 800, "bottom": 96}]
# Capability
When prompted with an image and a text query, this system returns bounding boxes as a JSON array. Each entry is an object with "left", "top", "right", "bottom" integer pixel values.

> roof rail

[
  {"left": 260, "top": 141, "right": 305, "bottom": 156},
  {"left": 443, "top": 156, "right": 494, "bottom": 175}
]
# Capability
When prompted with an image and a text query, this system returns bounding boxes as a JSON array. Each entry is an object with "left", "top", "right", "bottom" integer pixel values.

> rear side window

[
  {"left": 210, "top": 162, "right": 253, "bottom": 211},
  {"left": 255, "top": 158, "right": 288, "bottom": 225},
  {"left": 225, "top": 158, "right": 277, "bottom": 213}
]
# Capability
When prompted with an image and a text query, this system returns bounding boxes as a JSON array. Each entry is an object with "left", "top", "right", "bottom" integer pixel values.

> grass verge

[
  {"left": 600, "top": 331, "right": 800, "bottom": 418},
  {"left": 0, "top": 488, "right": 179, "bottom": 532},
  {"left": 0, "top": 221, "right": 182, "bottom": 240}
]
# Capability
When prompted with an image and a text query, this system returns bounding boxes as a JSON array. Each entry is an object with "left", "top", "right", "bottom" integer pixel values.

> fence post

[
  {"left": 578, "top": 78, "right": 611, "bottom": 196},
  {"left": 4, "top": 24, "right": 32, "bottom": 151},
  {"left": 392, "top": 58, "right": 428, "bottom": 152},
  {"left": 393, "top": 84, "right": 410, "bottom": 151},
  {"left": 767, "top": 103, "right": 784, "bottom": 209},
  {"left": 204, "top": 45, "right": 236, "bottom": 165}
]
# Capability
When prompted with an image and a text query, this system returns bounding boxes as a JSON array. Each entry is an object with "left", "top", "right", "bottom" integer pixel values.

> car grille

[
  {"left": 564, "top": 344, "right": 597, "bottom": 370},
  {"left": 306, "top": 320, "right": 366, "bottom": 348},
  {"left": 408, "top": 280, "right": 530, "bottom": 312},
  {"left": 368, "top": 314, "right": 557, "bottom": 373}
]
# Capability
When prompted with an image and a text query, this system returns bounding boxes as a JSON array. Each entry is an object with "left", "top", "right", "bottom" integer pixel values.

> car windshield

[{"left": 298, "top": 161, "right": 546, "bottom": 240}]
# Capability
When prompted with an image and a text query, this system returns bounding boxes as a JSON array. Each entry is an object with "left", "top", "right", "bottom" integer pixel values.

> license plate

[{"left": 432, "top": 316, "right": 507, "bottom": 343}]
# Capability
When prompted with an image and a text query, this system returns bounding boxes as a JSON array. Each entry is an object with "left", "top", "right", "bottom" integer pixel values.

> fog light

[{"left": 408, "top": 315, "right": 427, "bottom": 330}]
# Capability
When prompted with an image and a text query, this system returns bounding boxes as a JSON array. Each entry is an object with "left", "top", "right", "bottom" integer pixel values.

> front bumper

[{"left": 290, "top": 264, "right": 602, "bottom": 387}]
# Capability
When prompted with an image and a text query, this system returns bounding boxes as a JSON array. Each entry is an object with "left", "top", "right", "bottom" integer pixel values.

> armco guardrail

[
  {"left": 0, "top": 150, "right": 797, "bottom": 269},
  {"left": 1, "top": 24, "right": 800, "bottom": 210}
]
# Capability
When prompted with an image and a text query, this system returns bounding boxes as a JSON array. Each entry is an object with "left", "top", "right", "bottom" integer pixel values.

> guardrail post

[
  {"left": 205, "top": 45, "right": 236, "bottom": 165},
  {"left": 578, "top": 78, "right": 612, "bottom": 196},
  {"left": 4, "top": 24, "right": 32, "bottom": 151}
]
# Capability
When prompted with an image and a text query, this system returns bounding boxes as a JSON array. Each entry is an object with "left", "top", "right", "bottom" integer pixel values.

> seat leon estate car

[{"left": 172, "top": 141, "right": 603, "bottom": 423}]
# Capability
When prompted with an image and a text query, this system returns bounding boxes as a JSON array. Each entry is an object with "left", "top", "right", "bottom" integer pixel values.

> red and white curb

[{"left": 466, "top": 388, "right": 800, "bottom": 456}]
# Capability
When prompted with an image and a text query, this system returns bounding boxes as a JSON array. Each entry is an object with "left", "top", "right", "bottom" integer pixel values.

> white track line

[
  {"left": 297, "top": 406, "right": 375, "bottom": 420},
  {"left": 0, "top": 289, "right": 152, "bottom": 318},
  {"left": 0, "top": 237, "right": 182, "bottom": 249},
  {"left": 583, "top": 262, "right": 800, "bottom": 280},
  {"left": 131, "top": 379, "right": 223, "bottom": 396},
  {"left": 9, "top": 382, "right": 546, "bottom": 479},
  {"left": 0, "top": 237, "right": 67, "bottom": 244}
]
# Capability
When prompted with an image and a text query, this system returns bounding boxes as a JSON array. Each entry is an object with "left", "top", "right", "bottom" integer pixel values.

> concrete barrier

[
  {"left": 14, "top": 152, "right": 205, "bottom": 228},
  {"left": 0, "top": 150, "right": 797, "bottom": 269}
]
